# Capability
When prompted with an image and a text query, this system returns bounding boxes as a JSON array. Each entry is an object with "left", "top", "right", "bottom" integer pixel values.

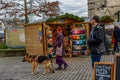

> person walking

[
  {"left": 113, "top": 26, "right": 120, "bottom": 53},
  {"left": 87, "top": 15, "right": 106, "bottom": 69},
  {"left": 55, "top": 26, "right": 68, "bottom": 70}
]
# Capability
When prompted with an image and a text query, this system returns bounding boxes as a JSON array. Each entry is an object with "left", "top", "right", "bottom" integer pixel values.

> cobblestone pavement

[{"left": 0, "top": 55, "right": 114, "bottom": 80}]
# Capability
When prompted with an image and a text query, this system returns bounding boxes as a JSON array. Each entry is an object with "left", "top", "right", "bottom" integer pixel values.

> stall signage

[
  {"left": 105, "top": 24, "right": 114, "bottom": 29},
  {"left": 94, "top": 62, "right": 114, "bottom": 80}
]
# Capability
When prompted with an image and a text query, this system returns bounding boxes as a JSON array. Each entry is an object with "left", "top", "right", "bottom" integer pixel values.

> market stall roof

[
  {"left": 46, "top": 13, "right": 84, "bottom": 24},
  {"left": 100, "top": 15, "right": 114, "bottom": 24}
]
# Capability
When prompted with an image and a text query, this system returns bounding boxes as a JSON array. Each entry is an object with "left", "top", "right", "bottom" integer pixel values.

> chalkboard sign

[
  {"left": 94, "top": 62, "right": 114, "bottom": 80},
  {"left": 114, "top": 54, "right": 120, "bottom": 80}
]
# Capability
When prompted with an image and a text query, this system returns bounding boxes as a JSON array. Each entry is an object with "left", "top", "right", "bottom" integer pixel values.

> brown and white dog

[{"left": 22, "top": 54, "right": 55, "bottom": 75}]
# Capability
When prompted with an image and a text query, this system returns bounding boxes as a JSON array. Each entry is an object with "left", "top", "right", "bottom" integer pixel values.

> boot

[
  {"left": 63, "top": 63, "right": 68, "bottom": 70},
  {"left": 55, "top": 67, "right": 62, "bottom": 70},
  {"left": 55, "top": 65, "right": 62, "bottom": 70}
]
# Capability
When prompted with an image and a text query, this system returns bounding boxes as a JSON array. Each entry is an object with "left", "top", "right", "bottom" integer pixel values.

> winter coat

[
  {"left": 55, "top": 32, "right": 65, "bottom": 56},
  {"left": 87, "top": 24, "right": 106, "bottom": 54}
]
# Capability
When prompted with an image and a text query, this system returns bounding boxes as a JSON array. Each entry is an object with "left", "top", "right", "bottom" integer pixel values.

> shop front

[
  {"left": 24, "top": 14, "right": 91, "bottom": 56},
  {"left": 45, "top": 18, "right": 91, "bottom": 57}
]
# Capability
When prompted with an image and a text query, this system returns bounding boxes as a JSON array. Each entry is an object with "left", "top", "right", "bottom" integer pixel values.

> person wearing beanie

[{"left": 55, "top": 26, "right": 68, "bottom": 70}]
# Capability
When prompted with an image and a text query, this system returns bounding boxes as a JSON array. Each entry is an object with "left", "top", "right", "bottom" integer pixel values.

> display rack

[{"left": 72, "top": 24, "right": 87, "bottom": 56}]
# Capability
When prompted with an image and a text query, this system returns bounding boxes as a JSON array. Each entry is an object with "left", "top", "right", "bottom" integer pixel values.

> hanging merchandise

[
  {"left": 81, "top": 46, "right": 87, "bottom": 50},
  {"left": 47, "top": 34, "right": 53, "bottom": 38},
  {"left": 72, "top": 23, "right": 87, "bottom": 56},
  {"left": 62, "top": 25, "right": 73, "bottom": 57},
  {"left": 72, "top": 35, "right": 77, "bottom": 40},
  {"left": 47, "top": 27, "right": 55, "bottom": 57},
  {"left": 80, "top": 35, "right": 86, "bottom": 40}
]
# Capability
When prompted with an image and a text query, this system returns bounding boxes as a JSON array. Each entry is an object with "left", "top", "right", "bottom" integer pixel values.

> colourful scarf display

[
  {"left": 72, "top": 30, "right": 86, "bottom": 34},
  {"left": 72, "top": 40, "right": 86, "bottom": 45}
]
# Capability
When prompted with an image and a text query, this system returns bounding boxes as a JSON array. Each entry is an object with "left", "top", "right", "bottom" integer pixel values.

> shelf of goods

[
  {"left": 47, "top": 29, "right": 55, "bottom": 57},
  {"left": 105, "top": 28, "right": 114, "bottom": 53},
  {"left": 72, "top": 27, "right": 87, "bottom": 56}
]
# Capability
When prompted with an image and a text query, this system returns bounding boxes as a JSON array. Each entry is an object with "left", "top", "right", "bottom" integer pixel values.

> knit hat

[{"left": 57, "top": 26, "right": 62, "bottom": 32}]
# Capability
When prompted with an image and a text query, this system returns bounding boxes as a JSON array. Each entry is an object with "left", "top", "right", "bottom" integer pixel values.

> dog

[{"left": 22, "top": 53, "right": 55, "bottom": 75}]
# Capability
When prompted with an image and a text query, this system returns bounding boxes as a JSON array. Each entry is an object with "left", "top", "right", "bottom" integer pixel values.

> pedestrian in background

[
  {"left": 113, "top": 26, "right": 120, "bottom": 53},
  {"left": 87, "top": 15, "right": 106, "bottom": 69},
  {"left": 55, "top": 26, "right": 68, "bottom": 70}
]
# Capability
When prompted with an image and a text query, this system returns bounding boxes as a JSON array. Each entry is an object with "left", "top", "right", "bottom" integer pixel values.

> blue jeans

[{"left": 91, "top": 52, "right": 103, "bottom": 69}]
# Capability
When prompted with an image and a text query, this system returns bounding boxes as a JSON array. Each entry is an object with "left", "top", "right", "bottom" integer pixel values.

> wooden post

[
  {"left": 114, "top": 53, "right": 120, "bottom": 80},
  {"left": 42, "top": 22, "right": 47, "bottom": 56},
  {"left": 85, "top": 23, "right": 90, "bottom": 54}
]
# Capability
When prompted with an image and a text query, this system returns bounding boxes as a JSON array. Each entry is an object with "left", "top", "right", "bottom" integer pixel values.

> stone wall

[
  {"left": 0, "top": 49, "right": 26, "bottom": 57},
  {"left": 88, "top": 0, "right": 120, "bottom": 20}
]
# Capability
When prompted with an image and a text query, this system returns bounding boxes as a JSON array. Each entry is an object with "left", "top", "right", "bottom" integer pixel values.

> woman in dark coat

[{"left": 55, "top": 26, "right": 68, "bottom": 70}]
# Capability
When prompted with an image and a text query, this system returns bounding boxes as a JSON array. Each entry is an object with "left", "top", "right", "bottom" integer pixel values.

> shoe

[
  {"left": 63, "top": 64, "right": 68, "bottom": 70},
  {"left": 55, "top": 67, "right": 62, "bottom": 70}
]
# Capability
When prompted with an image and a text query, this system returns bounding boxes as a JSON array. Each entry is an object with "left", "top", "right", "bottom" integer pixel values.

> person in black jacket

[
  {"left": 87, "top": 15, "right": 106, "bottom": 69},
  {"left": 113, "top": 26, "right": 120, "bottom": 53}
]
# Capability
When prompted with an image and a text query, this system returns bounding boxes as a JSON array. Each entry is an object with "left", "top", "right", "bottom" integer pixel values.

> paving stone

[{"left": 0, "top": 55, "right": 114, "bottom": 80}]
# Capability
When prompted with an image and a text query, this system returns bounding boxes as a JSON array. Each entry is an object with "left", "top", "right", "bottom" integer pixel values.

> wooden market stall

[
  {"left": 24, "top": 13, "right": 91, "bottom": 56},
  {"left": 45, "top": 13, "right": 91, "bottom": 57},
  {"left": 24, "top": 22, "right": 47, "bottom": 55}
]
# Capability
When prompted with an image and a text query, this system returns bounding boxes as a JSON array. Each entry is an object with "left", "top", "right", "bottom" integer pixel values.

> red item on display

[{"left": 72, "top": 35, "right": 77, "bottom": 40}]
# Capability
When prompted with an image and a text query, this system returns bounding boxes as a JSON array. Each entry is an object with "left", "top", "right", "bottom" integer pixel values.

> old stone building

[{"left": 88, "top": 0, "right": 120, "bottom": 21}]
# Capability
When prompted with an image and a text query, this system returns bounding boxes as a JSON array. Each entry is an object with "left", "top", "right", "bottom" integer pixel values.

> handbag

[{"left": 56, "top": 45, "right": 62, "bottom": 56}]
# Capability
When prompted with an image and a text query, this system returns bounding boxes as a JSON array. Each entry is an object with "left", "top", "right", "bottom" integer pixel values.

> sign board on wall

[{"left": 5, "top": 27, "right": 25, "bottom": 48}]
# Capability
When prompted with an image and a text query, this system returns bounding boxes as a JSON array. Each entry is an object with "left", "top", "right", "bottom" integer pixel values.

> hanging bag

[{"left": 56, "top": 45, "right": 62, "bottom": 56}]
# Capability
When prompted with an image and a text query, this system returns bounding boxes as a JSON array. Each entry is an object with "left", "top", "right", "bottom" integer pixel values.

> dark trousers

[
  {"left": 56, "top": 56, "right": 67, "bottom": 68},
  {"left": 91, "top": 52, "right": 103, "bottom": 69},
  {"left": 114, "top": 42, "right": 119, "bottom": 52}
]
